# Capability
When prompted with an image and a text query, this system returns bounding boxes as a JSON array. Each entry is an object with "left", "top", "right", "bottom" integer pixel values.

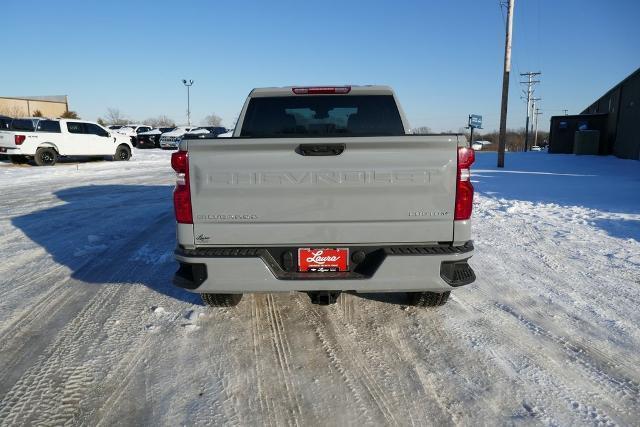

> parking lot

[{"left": 0, "top": 150, "right": 638, "bottom": 425}]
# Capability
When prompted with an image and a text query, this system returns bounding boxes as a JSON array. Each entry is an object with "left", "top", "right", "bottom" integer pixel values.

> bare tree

[
  {"left": 0, "top": 105, "right": 27, "bottom": 118},
  {"left": 61, "top": 110, "right": 80, "bottom": 119},
  {"left": 32, "top": 110, "right": 43, "bottom": 117},
  {"left": 145, "top": 115, "right": 176, "bottom": 128},
  {"left": 105, "top": 108, "right": 128, "bottom": 125},
  {"left": 202, "top": 113, "right": 223, "bottom": 127},
  {"left": 412, "top": 126, "right": 432, "bottom": 134}
]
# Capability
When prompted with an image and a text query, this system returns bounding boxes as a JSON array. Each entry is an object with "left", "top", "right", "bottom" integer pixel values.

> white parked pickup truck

[
  {"left": 0, "top": 118, "right": 133, "bottom": 166},
  {"left": 172, "top": 86, "right": 476, "bottom": 307}
]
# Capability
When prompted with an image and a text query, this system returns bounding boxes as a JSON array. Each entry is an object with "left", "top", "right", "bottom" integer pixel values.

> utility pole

[
  {"left": 182, "top": 79, "right": 194, "bottom": 126},
  {"left": 530, "top": 96, "right": 541, "bottom": 140},
  {"left": 563, "top": 109, "right": 568, "bottom": 115},
  {"left": 497, "top": 0, "right": 515, "bottom": 168},
  {"left": 520, "top": 72, "right": 541, "bottom": 152},
  {"left": 533, "top": 107, "right": 543, "bottom": 147}
]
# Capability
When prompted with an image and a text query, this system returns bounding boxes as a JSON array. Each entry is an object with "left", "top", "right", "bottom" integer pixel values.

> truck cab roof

[{"left": 248, "top": 85, "right": 396, "bottom": 98}]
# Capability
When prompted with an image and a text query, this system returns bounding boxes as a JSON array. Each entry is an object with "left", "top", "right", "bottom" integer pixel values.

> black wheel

[
  {"left": 407, "top": 291, "right": 450, "bottom": 307},
  {"left": 34, "top": 148, "right": 57, "bottom": 166},
  {"left": 114, "top": 145, "right": 131, "bottom": 161},
  {"left": 10, "top": 155, "right": 29, "bottom": 164},
  {"left": 201, "top": 293, "right": 243, "bottom": 307}
]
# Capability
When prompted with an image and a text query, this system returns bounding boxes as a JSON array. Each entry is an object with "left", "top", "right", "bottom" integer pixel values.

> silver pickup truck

[{"left": 172, "top": 86, "right": 475, "bottom": 307}]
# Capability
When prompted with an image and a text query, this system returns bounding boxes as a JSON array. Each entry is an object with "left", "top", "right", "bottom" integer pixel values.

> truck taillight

[
  {"left": 14, "top": 135, "right": 26, "bottom": 145},
  {"left": 171, "top": 151, "right": 193, "bottom": 224},
  {"left": 454, "top": 147, "right": 475, "bottom": 220},
  {"left": 292, "top": 86, "right": 351, "bottom": 95}
]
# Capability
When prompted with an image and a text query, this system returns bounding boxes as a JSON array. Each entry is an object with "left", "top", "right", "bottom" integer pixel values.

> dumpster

[{"left": 573, "top": 130, "right": 600, "bottom": 155}]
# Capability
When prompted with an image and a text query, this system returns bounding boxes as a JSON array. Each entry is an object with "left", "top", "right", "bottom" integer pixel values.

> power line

[{"left": 520, "top": 71, "right": 541, "bottom": 152}]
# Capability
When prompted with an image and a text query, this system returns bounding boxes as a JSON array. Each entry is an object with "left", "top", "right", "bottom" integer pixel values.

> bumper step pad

[{"left": 440, "top": 260, "right": 476, "bottom": 287}]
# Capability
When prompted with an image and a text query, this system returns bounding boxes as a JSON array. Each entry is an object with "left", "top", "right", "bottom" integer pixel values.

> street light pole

[{"left": 182, "top": 79, "right": 194, "bottom": 126}]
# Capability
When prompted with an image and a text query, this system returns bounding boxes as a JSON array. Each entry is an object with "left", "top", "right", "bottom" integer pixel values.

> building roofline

[
  {"left": 582, "top": 66, "right": 640, "bottom": 112},
  {"left": 0, "top": 95, "right": 68, "bottom": 103}
]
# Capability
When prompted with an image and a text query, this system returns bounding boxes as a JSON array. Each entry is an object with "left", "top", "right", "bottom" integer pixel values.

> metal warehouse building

[
  {"left": 580, "top": 67, "right": 640, "bottom": 160},
  {"left": 0, "top": 95, "right": 69, "bottom": 118}
]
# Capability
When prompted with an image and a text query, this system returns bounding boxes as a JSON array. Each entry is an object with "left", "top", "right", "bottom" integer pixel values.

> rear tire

[
  {"left": 34, "top": 148, "right": 57, "bottom": 166},
  {"left": 407, "top": 291, "right": 450, "bottom": 307},
  {"left": 201, "top": 293, "right": 243, "bottom": 307},
  {"left": 114, "top": 145, "right": 131, "bottom": 161},
  {"left": 10, "top": 155, "right": 29, "bottom": 164}
]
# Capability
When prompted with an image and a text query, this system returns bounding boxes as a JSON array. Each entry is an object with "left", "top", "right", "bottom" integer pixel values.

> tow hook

[{"left": 307, "top": 291, "right": 341, "bottom": 305}]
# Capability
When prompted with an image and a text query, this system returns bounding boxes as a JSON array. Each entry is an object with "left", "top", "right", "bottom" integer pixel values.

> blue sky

[{"left": 2, "top": 0, "right": 639, "bottom": 131}]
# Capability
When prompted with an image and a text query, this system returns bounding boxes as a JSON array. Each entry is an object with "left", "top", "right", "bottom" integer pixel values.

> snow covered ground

[{"left": 0, "top": 149, "right": 638, "bottom": 425}]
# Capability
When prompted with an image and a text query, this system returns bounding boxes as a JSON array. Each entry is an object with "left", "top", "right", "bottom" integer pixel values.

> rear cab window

[
  {"left": 10, "top": 119, "right": 37, "bottom": 132},
  {"left": 36, "top": 120, "right": 61, "bottom": 133},
  {"left": 240, "top": 95, "right": 405, "bottom": 137}
]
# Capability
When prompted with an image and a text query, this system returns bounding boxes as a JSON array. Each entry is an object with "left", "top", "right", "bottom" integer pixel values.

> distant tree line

[
  {"left": 96, "top": 108, "right": 176, "bottom": 128},
  {"left": 412, "top": 125, "right": 549, "bottom": 151},
  {"left": 96, "top": 108, "right": 225, "bottom": 128},
  {"left": 465, "top": 128, "right": 550, "bottom": 151}
]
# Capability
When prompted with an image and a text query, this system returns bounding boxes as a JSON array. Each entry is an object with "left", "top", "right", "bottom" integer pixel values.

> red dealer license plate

[{"left": 298, "top": 248, "right": 349, "bottom": 272}]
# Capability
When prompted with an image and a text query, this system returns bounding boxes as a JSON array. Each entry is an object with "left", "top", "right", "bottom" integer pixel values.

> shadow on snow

[{"left": 12, "top": 184, "right": 201, "bottom": 304}]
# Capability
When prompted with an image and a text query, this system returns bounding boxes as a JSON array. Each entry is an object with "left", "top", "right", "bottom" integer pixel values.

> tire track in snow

[
  {"left": 459, "top": 261, "right": 636, "bottom": 424},
  {"left": 250, "top": 294, "right": 303, "bottom": 426},
  {"left": 264, "top": 294, "right": 304, "bottom": 423},
  {"left": 0, "top": 284, "right": 121, "bottom": 425},
  {"left": 296, "top": 301, "right": 374, "bottom": 424},
  {"left": 249, "top": 295, "right": 271, "bottom": 425},
  {"left": 479, "top": 235, "right": 640, "bottom": 397},
  {"left": 330, "top": 297, "right": 432, "bottom": 425},
  {"left": 0, "top": 212, "right": 174, "bottom": 400},
  {"left": 0, "top": 208, "right": 177, "bottom": 425},
  {"left": 495, "top": 302, "right": 640, "bottom": 404},
  {"left": 295, "top": 295, "right": 400, "bottom": 425},
  {"left": 94, "top": 299, "right": 174, "bottom": 426}
]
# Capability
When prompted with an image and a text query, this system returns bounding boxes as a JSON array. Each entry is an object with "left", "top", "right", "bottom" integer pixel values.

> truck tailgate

[
  {"left": 187, "top": 136, "right": 458, "bottom": 245},
  {"left": 0, "top": 131, "right": 15, "bottom": 148}
]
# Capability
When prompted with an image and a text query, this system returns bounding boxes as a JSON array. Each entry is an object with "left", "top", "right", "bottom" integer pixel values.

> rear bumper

[
  {"left": 173, "top": 242, "right": 475, "bottom": 293},
  {"left": 0, "top": 147, "right": 24, "bottom": 155}
]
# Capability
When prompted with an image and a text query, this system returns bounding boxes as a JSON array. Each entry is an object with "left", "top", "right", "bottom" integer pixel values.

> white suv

[{"left": 0, "top": 118, "right": 133, "bottom": 166}]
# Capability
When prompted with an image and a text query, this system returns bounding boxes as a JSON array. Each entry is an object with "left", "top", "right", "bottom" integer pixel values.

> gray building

[{"left": 581, "top": 67, "right": 640, "bottom": 160}]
